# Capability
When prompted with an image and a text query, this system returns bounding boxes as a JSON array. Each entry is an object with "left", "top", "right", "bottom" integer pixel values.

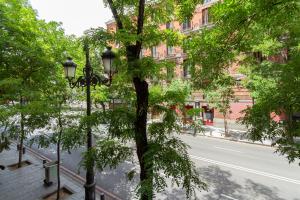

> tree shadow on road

[
  {"left": 200, "top": 165, "right": 243, "bottom": 200},
  {"left": 158, "top": 188, "right": 190, "bottom": 200},
  {"left": 200, "top": 165, "right": 286, "bottom": 200},
  {"left": 94, "top": 161, "right": 139, "bottom": 200},
  {"left": 159, "top": 165, "right": 290, "bottom": 200},
  {"left": 243, "top": 179, "right": 285, "bottom": 200}
]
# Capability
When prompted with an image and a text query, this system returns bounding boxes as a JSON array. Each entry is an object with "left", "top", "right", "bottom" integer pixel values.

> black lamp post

[{"left": 63, "top": 44, "right": 116, "bottom": 200}]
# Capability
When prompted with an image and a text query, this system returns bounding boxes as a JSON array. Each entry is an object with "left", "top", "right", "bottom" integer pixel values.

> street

[
  {"left": 179, "top": 135, "right": 300, "bottom": 200},
  {"left": 29, "top": 134, "right": 300, "bottom": 200}
]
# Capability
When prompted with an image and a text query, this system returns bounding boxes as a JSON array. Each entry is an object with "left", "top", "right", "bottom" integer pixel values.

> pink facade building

[{"left": 106, "top": 0, "right": 253, "bottom": 121}]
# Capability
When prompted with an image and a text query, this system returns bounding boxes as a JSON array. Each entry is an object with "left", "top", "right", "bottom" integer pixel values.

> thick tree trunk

[
  {"left": 18, "top": 98, "right": 25, "bottom": 168},
  {"left": 133, "top": 77, "right": 153, "bottom": 200},
  {"left": 56, "top": 115, "right": 62, "bottom": 200},
  {"left": 106, "top": 0, "right": 148, "bottom": 197},
  {"left": 126, "top": 44, "right": 153, "bottom": 199}
]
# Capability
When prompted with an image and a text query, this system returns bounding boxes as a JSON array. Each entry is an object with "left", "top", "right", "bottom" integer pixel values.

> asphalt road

[
  {"left": 29, "top": 134, "right": 300, "bottom": 200},
  {"left": 179, "top": 135, "right": 300, "bottom": 200}
]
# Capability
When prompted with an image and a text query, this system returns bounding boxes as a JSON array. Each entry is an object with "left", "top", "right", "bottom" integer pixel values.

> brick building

[{"left": 105, "top": 0, "right": 253, "bottom": 121}]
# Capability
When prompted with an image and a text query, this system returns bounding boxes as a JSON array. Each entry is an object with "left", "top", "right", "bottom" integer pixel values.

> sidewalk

[
  {"left": 0, "top": 144, "right": 93, "bottom": 200},
  {"left": 184, "top": 119, "right": 274, "bottom": 146},
  {"left": 208, "top": 118, "right": 247, "bottom": 131}
]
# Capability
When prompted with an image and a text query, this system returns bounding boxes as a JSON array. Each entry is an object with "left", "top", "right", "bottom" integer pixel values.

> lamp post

[{"left": 63, "top": 44, "right": 116, "bottom": 200}]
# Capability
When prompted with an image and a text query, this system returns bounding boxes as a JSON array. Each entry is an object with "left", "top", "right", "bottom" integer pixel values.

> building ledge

[{"left": 105, "top": 19, "right": 115, "bottom": 25}]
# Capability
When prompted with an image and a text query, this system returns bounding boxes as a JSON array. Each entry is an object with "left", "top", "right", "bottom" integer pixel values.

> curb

[
  {"left": 16, "top": 142, "right": 122, "bottom": 200},
  {"left": 198, "top": 134, "right": 273, "bottom": 147},
  {"left": 181, "top": 131, "right": 273, "bottom": 147},
  {"left": 203, "top": 125, "right": 247, "bottom": 133}
]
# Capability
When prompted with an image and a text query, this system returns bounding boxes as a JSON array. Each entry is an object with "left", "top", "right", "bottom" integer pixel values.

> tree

[
  {"left": 205, "top": 75, "right": 236, "bottom": 136},
  {"left": 0, "top": 0, "right": 52, "bottom": 168},
  {"left": 0, "top": 108, "right": 10, "bottom": 170},
  {"left": 186, "top": 0, "right": 300, "bottom": 164},
  {"left": 0, "top": 107, "right": 10, "bottom": 153},
  {"left": 29, "top": 82, "right": 85, "bottom": 200},
  {"left": 0, "top": 0, "right": 82, "bottom": 168},
  {"left": 81, "top": 1, "right": 207, "bottom": 199}
]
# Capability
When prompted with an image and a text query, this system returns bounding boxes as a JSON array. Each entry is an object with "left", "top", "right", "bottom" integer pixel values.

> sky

[{"left": 29, "top": 0, "right": 113, "bottom": 36}]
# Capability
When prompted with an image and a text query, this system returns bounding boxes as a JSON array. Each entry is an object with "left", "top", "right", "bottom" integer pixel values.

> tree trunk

[
  {"left": 133, "top": 77, "right": 153, "bottom": 200},
  {"left": 106, "top": 0, "right": 148, "bottom": 197},
  {"left": 18, "top": 98, "right": 25, "bottom": 168},
  {"left": 224, "top": 113, "right": 229, "bottom": 137},
  {"left": 126, "top": 44, "right": 153, "bottom": 199},
  {"left": 286, "top": 105, "right": 294, "bottom": 143},
  {"left": 56, "top": 114, "right": 62, "bottom": 200},
  {"left": 100, "top": 102, "right": 106, "bottom": 113}
]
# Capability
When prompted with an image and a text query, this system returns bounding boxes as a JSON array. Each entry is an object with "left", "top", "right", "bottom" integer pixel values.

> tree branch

[
  {"left": 106, "top": 0, "right": 123, "bottom": 30},
  {"left": 136, "top": 0, "right": 145, "bottom": 49},
  {"left": 137, "top": 0, "right": 145, "bottom": 35}
]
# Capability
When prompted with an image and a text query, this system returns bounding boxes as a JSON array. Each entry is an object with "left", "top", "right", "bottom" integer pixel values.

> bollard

[
  {"left": 100, "top": 193, "right": 105, "bottom": 200},
  {"left": 43, "top": 161, "right": 57, "bottom": 186}
]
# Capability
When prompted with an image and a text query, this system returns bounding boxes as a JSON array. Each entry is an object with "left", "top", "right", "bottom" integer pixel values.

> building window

[
  {"left": 182, "top": 19, "right": 191, "bottom": 31},
  {"left": 202, "top": 8, "right": 209, "bottom": 25},
  {"left": 183, "top": 65, "right": 189, "bottom": 78},
  {"left": 140, "top": 49, "right": 143, "bottom": 58},
  {"left": 253, "top": 51, "right": 263, "bottom": 63},
  {"left": 203, "top": 0, "right": 212, "bottom": 4},
  {"left": 167, "top": 67, "right": 174, "bottom": 82},
  {"left": 182, "top": 36, "right": 191, "bottom": 54},
  {"left": 150, "top": 75, "right": 159, "bottom": 85},
  {"left": 183, "top": 60, "right": 192, "bottom": 79},
  {"left": 166, "top": 22, "right": 173, "bottom": 29},
  {"left": 151, "top": 46, "right": 157, "bottom": 58},
  {"left": 167, "top": 45, "right": 174, "bottom": 55}
]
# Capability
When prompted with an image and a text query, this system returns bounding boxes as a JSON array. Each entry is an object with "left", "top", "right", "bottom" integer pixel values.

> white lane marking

[
  {"left": 190, "top": 155, "right": 300, "bottom": 185},
  {"left": 221, "top": 194, "right": 239, "bottom": 200},
  {"left": 214, "top": 146, "right": 242, "bottom": 153}
]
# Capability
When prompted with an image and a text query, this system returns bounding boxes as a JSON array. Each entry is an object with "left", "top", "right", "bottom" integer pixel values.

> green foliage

[
  {"left": 145, "top": 138, "right": 206, "bottom": 198},
  {"left": 83, "top": 139, "right": 133, "bottom": 171},
  {"left": 89, "top": 104, "right": 207, "bottom": 198},
  {"left": 205, "top": 75, "right": 236, "bottom": 115},
  {"left": 176, "top": 0, "right": 203, "bottom": 22},
  {"left": 165, "top": 79, "right": 192, "bottom": 105},
  {"left": 0, "top": 114, "right": 10, "bottom": 152},
  {"left": 149, "top": 79, "right": 191, "bottom": 107},
  {"left": 0, "top": 0, "right": 83, "bottom": 159},
  {"left": 188, "top": 0, "right": 300, "bottom": 163},
  {"left": 240, "top": 55, "right": 300, "bottom": 164},
  {"left": 86, "top": 75, "right": 205, "bottom": 198},
  {"left": 187, "top": 0, "right": 299, "bottom": 87},
  {"left": 104, "top": 107, "right": 136, "bottom": 140},
  {"left": 28, "top": 90, "right": 86, "bottom": 152},
  {"left": 84, "top": 1, "right": 209, "bottom": 198},
  {"left": 186, "top": 108, "right": 202, "bottom": 116}
]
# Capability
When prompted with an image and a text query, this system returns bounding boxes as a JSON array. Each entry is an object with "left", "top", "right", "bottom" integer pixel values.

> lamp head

[{"left": 62, "top": 57, "right": 77, "bottom": 79}]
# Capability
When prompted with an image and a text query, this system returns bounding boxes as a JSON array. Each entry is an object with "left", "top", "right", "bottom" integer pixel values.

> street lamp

[
  {"left": 63, "top": 57, "right": 77, "bottom": 79},
  {"left": 63, "top": 48, "right": 116, "bottom": 89},
  {"left": 101, "top": 46, "right": 116, "bottom": 85},
  {"left": 62, "top": 45, "right": 116, "bottom": 200}
]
